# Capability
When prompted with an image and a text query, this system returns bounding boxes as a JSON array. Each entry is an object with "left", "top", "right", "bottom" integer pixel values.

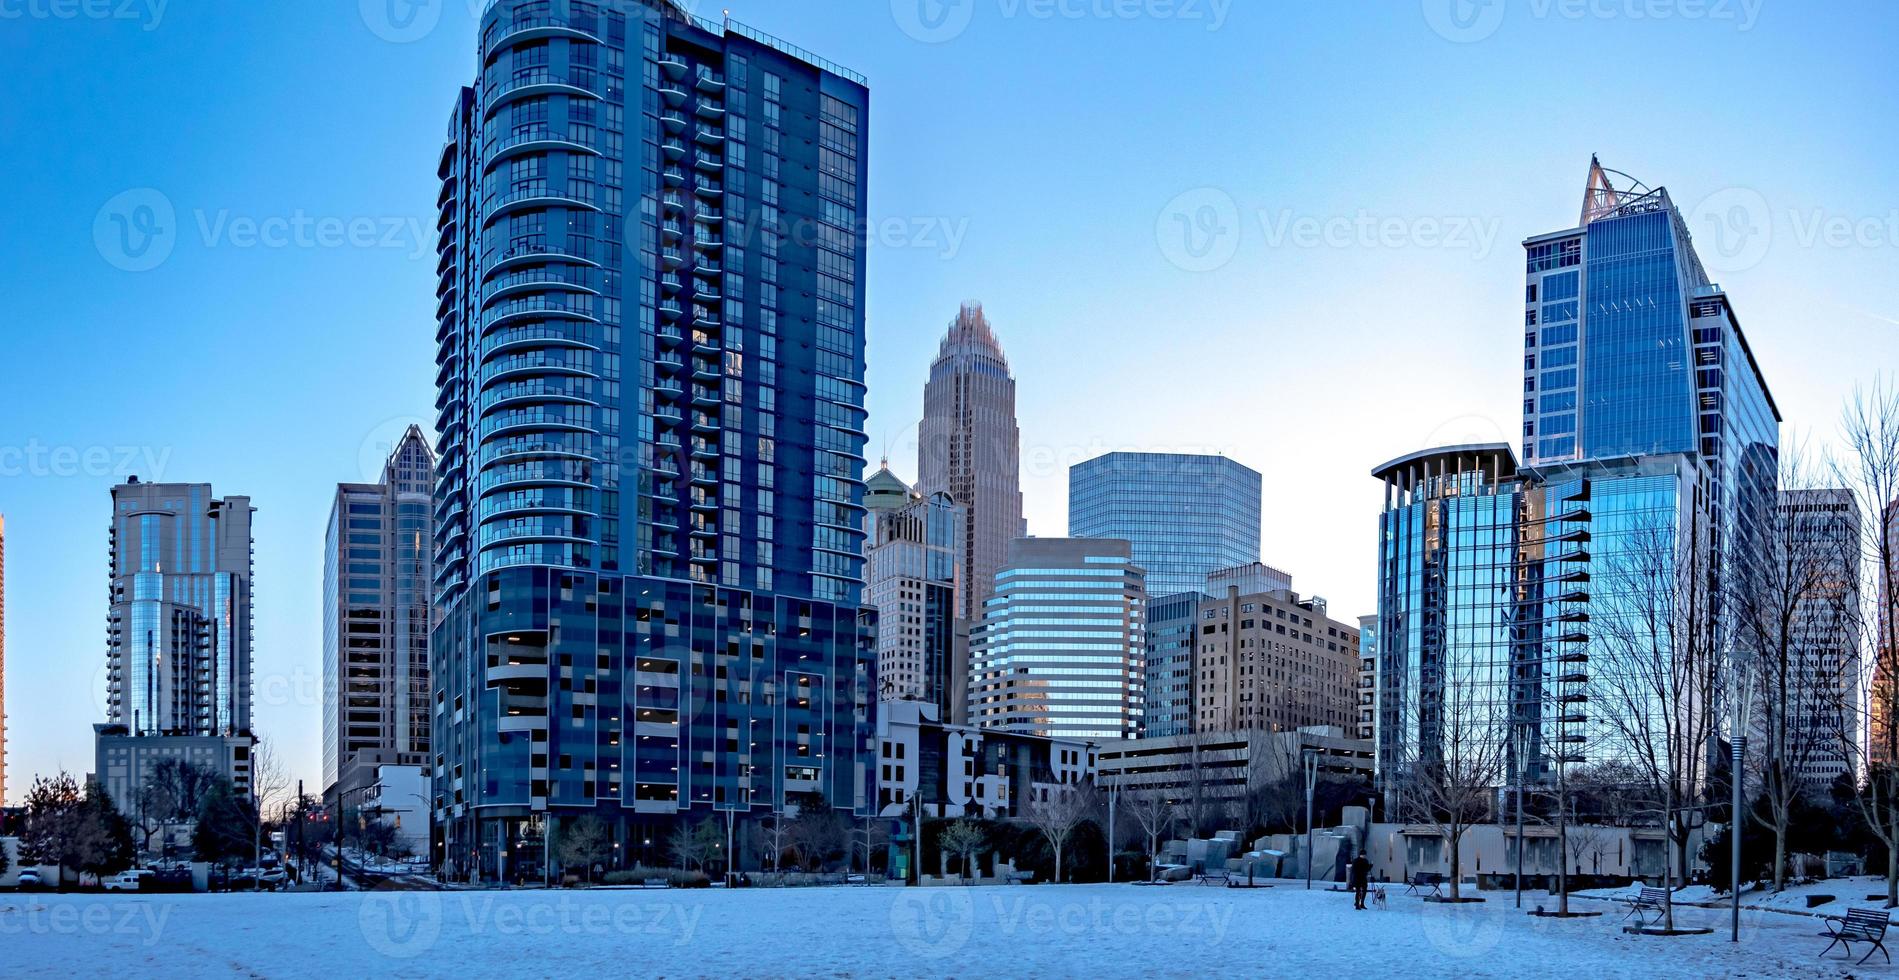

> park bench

[
  {"left": 1618, "top": 887, "right": 1672, "bottom": 927},
  {"left": 1404, "top": 872, "right": 1446, "bottom": 898},
  {"left": 1004, "top": 870, "right": 1035, "bottom": 885},
  {"left": 641, "top": 877, "right": 669, "bottom": 889},
  {"left": 1196, "top": 869, "right": 1234, "bottom": 886},
  {"left": 1819, "top": 907, "right": 1892, "bottom": 965}
]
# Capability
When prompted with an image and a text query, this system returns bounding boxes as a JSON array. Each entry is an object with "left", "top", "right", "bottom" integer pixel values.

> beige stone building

[{"left": 1191, "top": 586, "right": 1360, "bottom": 735}]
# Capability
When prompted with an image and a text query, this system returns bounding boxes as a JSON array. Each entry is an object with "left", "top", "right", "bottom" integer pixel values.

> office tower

[
  {"left": 1191, "top": 582, "right": 1360, "bottom": 736},
  {"left": 1520, "top": 159, "right": 1779, "bottom": 772},
  {"left": 863, "top": 464, "right": 968, "bottom": 718},
  {"left": 430, "top": 0, "right": 875, "bottom": 881},
  {"left": 0, "top": 514, "right": 6, "bottom": 805},
  {"left": 1069, "top": 452, "right": 1261, "bottom": 600},
  {"left": 323, "top": 426, "right": 436, "bottom": 801},
  {"left": 1144, "top": 591, "right": 1205, "bottom": 739},
  {"left": 968, "top": 538, "right": 1145, "bottom": 740},
  {"left": 917, "top": 303, "right": 1025, "bottom": 622},
  {"left": 1372, "top": 446, "right": 1540, "bottom": 788},
  {"left": 1764, "top": 489, "right": 1860, "bottom": 794},
  {"left": 105, "top": 479, "right": 255, "bottom": 738}
]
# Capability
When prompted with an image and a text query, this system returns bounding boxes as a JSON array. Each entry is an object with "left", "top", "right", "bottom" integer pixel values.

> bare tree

[
  {"left": 1737, "top": 451, "right": 1859, "bottom": 891},
  {"left": 1832, "top": 377, "right": 1899, "bottom": 906},
  {"left": 1022, "top": 781, "right": 1098, "bottom": 885},
  {"left": 1244, "top": 734, "right": 1306, "bottom": 836},
  {"left": 1591, "top": 507, "right": 1727, "bottom": 932},
  {"left": 757, "top": 811, "right": 791, "bottom": 872},
  {"left": 1122, "top": 788, "right": 1176, "bottom": 881},
  {"left": 1394, "top": 629, "right": 1511, "bottom": 902},
  {"left": 249, "top": 738, "right": 290, "bottom": 888}
]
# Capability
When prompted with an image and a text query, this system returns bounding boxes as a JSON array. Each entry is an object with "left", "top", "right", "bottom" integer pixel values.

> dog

[{"left": 1371, "top": 886, "right": 1389, "bottom": 910}]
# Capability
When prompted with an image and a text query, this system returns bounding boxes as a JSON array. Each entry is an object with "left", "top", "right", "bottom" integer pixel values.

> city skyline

[{"left": 2, "top": 1, "right": 1897, "bottom": 799}]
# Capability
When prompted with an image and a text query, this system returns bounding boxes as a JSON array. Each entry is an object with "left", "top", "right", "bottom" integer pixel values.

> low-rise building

[
  {"left": 875, "top": 699, "right": 1095, "bottom": 821},
  {"left": 1095, "top": 726, "right": 1374, "bottom": 823}
]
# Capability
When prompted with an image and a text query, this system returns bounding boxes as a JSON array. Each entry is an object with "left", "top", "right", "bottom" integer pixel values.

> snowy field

[{"left": 0, "top": 880, "right": 1879, "bottom": 978}]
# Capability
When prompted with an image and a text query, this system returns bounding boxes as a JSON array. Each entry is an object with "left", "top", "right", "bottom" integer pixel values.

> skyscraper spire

[{"left": 918, "top": 302, "right": 1025, "bottom": 723}]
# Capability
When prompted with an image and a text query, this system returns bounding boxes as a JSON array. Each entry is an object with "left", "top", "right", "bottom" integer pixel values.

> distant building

[
  {"left": 918, "top": 304, "right": 1026, "bottom": 625},
  {"left": 322, "top": 426, "right": 435, "bottom": 800},
  {"left": 1068, "top": 452, "right": 1262, "bottom": 600},
  {"left": 1771, "top": 489, "right": 1861, "bottom": 795},
  {"left": 1095, "top": 726, "right": 1374, "bottom": 822},
  {"left": 875, "top": 699, "right": 1094, "bottom": 821},
  {"left": 1206, "top": 562, "right": 1291, "bottom": 597},
  {"left": 1877, "top": 500, "right": 1899, "bottom": 766},
  {"left": 105, "top": 479, "right": 255, "bottom": 739},
  {"left": 361, "top": 763, "right": 431, "bottom": 860},
  {"left": 1356, "top": 614, "right": 1378, "bottom": 743},
  {"left": 1191, "top": 584, "right": 1360, "bottom": 735},
  {"left": 1144, "top": 592, "right": 1207, "bottom": 739},
  {"left": 969, "top": 538, "right": 1146, "bottom": 740},
  {"left": 863, "top": 465, "right": 968, "bottom": 719},
  {"left": 92, "top": 723, "right": 253, "bottom": 849}
]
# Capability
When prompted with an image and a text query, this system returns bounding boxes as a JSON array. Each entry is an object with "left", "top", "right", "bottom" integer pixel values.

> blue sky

[{"left": 0, "top": 0, "right": 1894, "bottom": 797}]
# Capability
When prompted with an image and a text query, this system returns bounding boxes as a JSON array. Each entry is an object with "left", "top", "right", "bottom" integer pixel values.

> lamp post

[
  {"left": 1729, "top": 664, "right": 1756, "bottom": 944},
  {"left": 1304, "top": 748, "right": 1318, "bottom": 891},
  {"left": 1513, "top": 725, "right": 1526, "bottom": 910}
]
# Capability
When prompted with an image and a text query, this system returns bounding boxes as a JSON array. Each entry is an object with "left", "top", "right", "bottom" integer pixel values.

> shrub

[{"left": 601, "top": 865, "right": 709, "bottom": 889}]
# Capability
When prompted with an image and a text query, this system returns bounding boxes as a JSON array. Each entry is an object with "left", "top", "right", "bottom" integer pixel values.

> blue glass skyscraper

[
  {"left": 430, "top": 0, "right": 874, "bottom": 881},
  {"left": 1068, "top": 452, "right": 1262, "bottom": 599}
]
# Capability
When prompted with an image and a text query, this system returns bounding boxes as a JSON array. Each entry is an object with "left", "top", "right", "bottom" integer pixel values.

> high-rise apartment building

[
  {"left": 1069, "top": 452, "right": 1262, "bottom": 600},
  {"left": 968, "top": 538, "right": 1145, "bottom": 740},
  {"left": 863, "top": 465, "right": 967, "bottom": 718},
  {"left": 323, "top": 426, "right": 436, "bottom": 799},
  {"left": 105, "top": 479, "right": 254, "bottom": 738},
  {"left": 430, "top": 0, "right": 875, "bottom": 881},
  {"left": 1190, "top": 584, "right": 1360, "bottom": 736},
  {"left": 917, "top": 303, "right": 1025, "bottom": 623}
]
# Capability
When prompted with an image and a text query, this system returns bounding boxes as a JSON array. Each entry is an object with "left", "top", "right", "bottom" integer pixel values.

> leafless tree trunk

[
  {"left": 1738, "top": 449, "right": 1858, "bottom": 891},
  {"left": 1396, "top": 632, "right": 1510, "bottom": 902},
  {"left": 1023, "top": 781, "right": 1098, "bottom": 885},
  {"left": 1122, "top": 788, "right": 1176, "bottom": 881},
  {"left": 1831, "top": 378, "right": 1899, "bottom": 907},
  {"left": 1592, "top": 505, "right": 1727, "bottom": 932},
  {"left": 249, "top": 738, "right": 289, "bottom": 889}
]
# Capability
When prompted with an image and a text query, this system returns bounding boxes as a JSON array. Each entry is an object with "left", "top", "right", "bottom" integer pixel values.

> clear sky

[{"left": 1, "top": 0, "right": 1894, "bottom": 799}]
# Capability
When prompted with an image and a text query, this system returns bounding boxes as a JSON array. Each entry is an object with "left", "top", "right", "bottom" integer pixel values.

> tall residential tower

[
  {"left": 918, "top": 304, "right": 1025, "bottom": 621},
  {"left": 430, "top": 0, "right": 875, "bottom": 881}
]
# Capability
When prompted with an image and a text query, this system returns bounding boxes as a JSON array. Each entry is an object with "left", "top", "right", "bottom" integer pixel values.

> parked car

[
  {"left": 15, "top": 870, "right": 42, "bottom": 890},
  {"left": 103, "top": 873, "right": 143, "bottom": 892}
]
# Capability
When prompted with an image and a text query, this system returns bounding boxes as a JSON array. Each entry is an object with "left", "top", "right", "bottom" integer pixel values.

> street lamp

[
  {"left": 1304, "top": 748, "right": 1318, "bottom": 891},
  {"left": 1730, "top": 665, "right": 1758, "bottom": 944}
]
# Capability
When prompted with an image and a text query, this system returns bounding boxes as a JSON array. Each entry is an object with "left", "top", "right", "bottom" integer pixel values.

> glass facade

[
  {"left": 105, "top": 482, "right": 254, "bottom": 739},
  {"left": 968, "top": 538, "right": 1146, "bottom": 740},
  {"left": 1068, "top": 452, "right": 1262, "bottom": 600},
  {"left": 431, "top": 0, "right": 875, "bottom": 881},
  {"left": 1144, "top": 591, "right": 1205, "bottom": 738}
]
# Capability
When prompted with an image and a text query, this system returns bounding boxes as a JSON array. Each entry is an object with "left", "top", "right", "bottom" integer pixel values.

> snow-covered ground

[{"left": 0, "top": 880, "right": 1875, "bottom": 978}]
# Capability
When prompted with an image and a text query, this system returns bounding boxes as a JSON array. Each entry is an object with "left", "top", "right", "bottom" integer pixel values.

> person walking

[{"left": 1349, "top": 852, "right": 1373, "bottom": 910}]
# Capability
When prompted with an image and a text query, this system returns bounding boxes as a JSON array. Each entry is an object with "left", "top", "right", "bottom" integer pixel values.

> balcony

[
  {"left": 486, "top": 69, "right": 600, "bottom": 112},
  {"left": 694, "top": 67, "right": 725, "bottom": 93},
  {"left": 484, "top": 186, "right": 602, "bottom": 225},
  {"left": 692, "top": 151, "right": 723, "bottom": 173},
  {"left": 489, "top": 16, "right": 602, "bottom": 52},
  {"left": 658, "top": 56, "right": 687, "bottom": 78}
]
